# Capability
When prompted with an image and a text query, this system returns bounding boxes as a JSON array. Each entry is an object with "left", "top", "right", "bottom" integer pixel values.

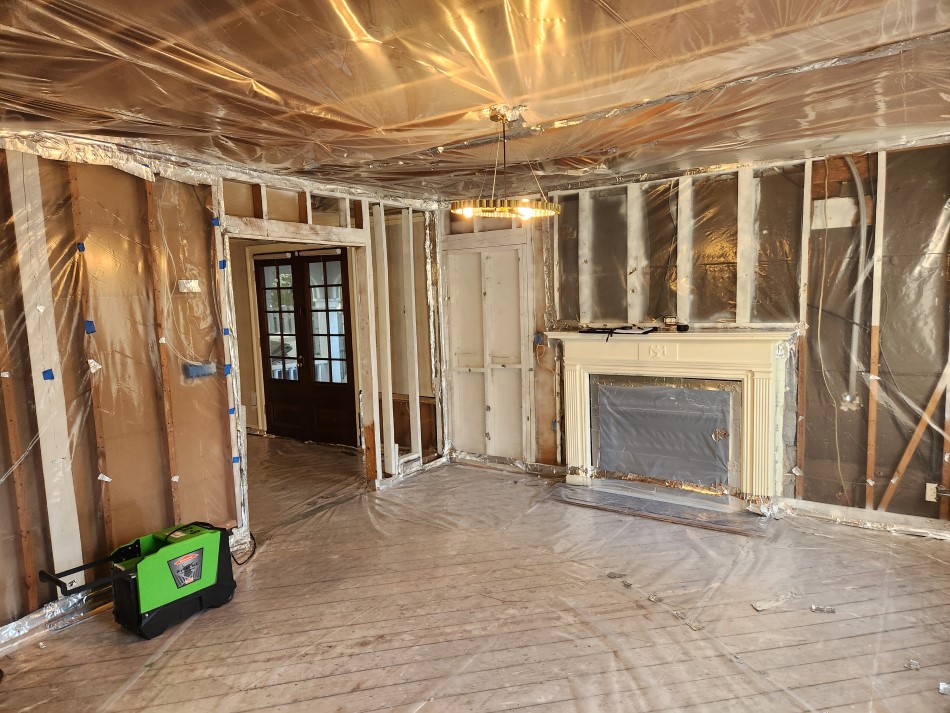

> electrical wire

[
  {"left": 813, "top": 159, "right": 850, "bottom": 505},
  {"left": 231, "top": 531, "right": 258, "bottom": 566}
]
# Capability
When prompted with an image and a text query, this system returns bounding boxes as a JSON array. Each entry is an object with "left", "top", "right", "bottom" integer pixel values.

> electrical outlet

[{"left": 925, "top": 483, "right": 938, "bottom": 502}]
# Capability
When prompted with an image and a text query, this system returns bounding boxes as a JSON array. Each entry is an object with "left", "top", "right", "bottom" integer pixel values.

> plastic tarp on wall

[
  {"left": 551, "top": 144, "right": 950, "bottom": 520},
  {"left": 0, "top": 151, "right": 236, "bottom": 630},
  {"left": 804, "top": 145, "right": 950, "bottom": 517},
  {"left": 0, "top": 1, "right": 947, "bottom": 196}
]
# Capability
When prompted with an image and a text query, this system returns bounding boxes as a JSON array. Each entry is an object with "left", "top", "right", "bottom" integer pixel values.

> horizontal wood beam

[{"left": 221, "top": 215, "right": 369, "bottom": 246}]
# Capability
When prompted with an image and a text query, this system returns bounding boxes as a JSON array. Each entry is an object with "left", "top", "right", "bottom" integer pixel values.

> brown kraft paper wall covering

[{"left": 0, "top": 152, "right": 236, "bottom": 627}]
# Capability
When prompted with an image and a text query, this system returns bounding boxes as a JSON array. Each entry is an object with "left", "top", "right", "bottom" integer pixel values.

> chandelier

[{"left": 450, "top": 106, "right": 560, "bottom": 220}]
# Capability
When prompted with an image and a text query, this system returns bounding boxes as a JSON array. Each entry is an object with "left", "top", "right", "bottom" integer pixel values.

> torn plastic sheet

[{"left": 2, "top": 456, "right": 950, "bottom": 710}]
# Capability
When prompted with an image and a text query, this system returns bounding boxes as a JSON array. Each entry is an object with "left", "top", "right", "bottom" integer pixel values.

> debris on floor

[
  {"left": 811, "top": 604, "right": 836, "bottom": 614},
  {"left": 752, "top": 591, "right": 802, "bottom": 611}
]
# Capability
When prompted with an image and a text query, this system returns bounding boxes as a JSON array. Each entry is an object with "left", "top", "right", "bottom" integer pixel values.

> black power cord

[{"left": 231, "top": 531, "right": 258, "bottom": 566}]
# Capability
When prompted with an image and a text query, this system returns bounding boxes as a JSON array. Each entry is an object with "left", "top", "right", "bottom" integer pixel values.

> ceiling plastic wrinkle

[{"left": 0, "top": 1, "right": 948, "bottom": 198}]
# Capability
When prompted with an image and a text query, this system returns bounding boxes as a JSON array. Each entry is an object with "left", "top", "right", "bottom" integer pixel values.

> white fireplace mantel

[{"left": 546, "top": 330, "right": 795, "bottom": 499}]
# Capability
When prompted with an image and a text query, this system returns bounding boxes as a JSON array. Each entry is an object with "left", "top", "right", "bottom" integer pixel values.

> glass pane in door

[{"left": 263, "top": 262, "right": 295, "bottom": 380}]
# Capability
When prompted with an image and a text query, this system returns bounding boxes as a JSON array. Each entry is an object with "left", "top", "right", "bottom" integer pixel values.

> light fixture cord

[
  {"left": 502, "top": 118, "right": 507, "bottom": 201},
  {"left": 530, "top": 161, "right": 549, "bottom": 202}
]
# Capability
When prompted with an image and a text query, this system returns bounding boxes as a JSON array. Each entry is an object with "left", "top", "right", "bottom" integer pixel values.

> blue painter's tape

[
  {"left": 232, "top": 456, "right": 241, "bottom": 464},
  {"left": 218, "top": 259, "right": 227, "bottom": 269},
  {"left": 222, "top": 327, "right": 231, "bottom": 336},
  {"left": 77, "top": 242, "right": 86, "bottom": 253},
  {"left": 228, "top": 407, "right": 236, "bottom": 415},
  {"left": 211, "top": 216, "right": 220, "bottom": 226},
  {"left": 223, "top": 363, "right": 233, "bottom": 376},
  {"left": 42, "top": 368, "right": 54, "bottom": 381},
  {"left": 84, "top": 320, "right": 96, "bottom": 334}
]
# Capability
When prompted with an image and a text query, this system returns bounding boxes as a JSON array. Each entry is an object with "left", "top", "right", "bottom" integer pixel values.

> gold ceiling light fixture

[{"left": 450, "top": 106, "right": 559, "bottom": 220}]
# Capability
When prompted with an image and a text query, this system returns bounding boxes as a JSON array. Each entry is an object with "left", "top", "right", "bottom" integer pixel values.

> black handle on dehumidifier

[{"left": 39, "top": 554, "right": 120, "bottom": 597}]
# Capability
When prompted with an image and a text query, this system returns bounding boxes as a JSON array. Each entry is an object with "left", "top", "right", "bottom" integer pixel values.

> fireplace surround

[{"left": 546, "top": 330, "right": 795, "bottom": 499}]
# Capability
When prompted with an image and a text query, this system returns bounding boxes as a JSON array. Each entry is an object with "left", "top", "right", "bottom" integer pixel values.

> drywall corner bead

[
  {"left": 87, "top": 359, "right": 102, "bottom": 373},
  {"left": 83, "top": 320, "right": 96, "bottom": 334},
  {"left": 97, "top": 473, "right": 111, "bottom": 483}
]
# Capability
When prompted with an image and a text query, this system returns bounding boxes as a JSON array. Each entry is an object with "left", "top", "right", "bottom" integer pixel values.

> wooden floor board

[{"left": 3, "top": 438, "right": 948, "bottom": 713}]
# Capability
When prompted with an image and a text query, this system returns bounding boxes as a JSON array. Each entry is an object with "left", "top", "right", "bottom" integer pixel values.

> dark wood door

[{"left": 255, "top": 252, "right": 357, "bottom": 446}]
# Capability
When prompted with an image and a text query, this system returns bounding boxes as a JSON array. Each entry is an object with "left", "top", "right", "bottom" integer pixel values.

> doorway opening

[
  {"left": 254, "top": 250, "right": 357, "bottom": 446},
  {"left": 230, "top": 239, "right": 360, "bottom": 448}
]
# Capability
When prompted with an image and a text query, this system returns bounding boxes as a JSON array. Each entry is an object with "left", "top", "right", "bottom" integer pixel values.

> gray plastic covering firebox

[{"left": 593, "top": 377, "right": 739, "bottom": 491}]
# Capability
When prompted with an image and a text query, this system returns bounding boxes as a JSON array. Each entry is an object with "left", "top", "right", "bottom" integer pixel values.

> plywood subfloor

[{"left": 2, "top": 439, "right": 950, "bottom": 712}]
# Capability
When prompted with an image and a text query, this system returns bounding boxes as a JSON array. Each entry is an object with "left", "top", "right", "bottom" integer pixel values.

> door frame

[
  {"left": 252, "top": 250, "right": 359, "bottom": 445},
  {"left": 223, "top": 207, "right": 383, "bottom": 481},
  {"left": 439, "top": 225, "right": 536, "bottom": 463}
]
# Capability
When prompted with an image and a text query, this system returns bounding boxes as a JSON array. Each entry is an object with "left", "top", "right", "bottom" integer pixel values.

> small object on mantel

[
  {"left": 613, "top": 326, "right": 657, "bottom": 335},
  {"left": 661, "top": 315, "right": 689, "bottom": 332},
  {"left": 810, "top": 604, "right": 836, "bottom": 614}
]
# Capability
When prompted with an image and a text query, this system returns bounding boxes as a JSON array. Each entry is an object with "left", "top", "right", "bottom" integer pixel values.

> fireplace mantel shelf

[
  {"left": 546, "top": 329, "right": 796, "bottom": 341},
  {"left": 547, "top": 329, "right": 794, "bottom": 499}
]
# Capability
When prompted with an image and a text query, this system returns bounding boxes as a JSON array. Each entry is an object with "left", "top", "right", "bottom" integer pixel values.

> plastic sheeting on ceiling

[{"left": 0, "top": 1, "right": 948, "bottom": 198}]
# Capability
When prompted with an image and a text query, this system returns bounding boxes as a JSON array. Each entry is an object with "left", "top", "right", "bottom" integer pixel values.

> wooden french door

[{"left": 255, "top": 251, "right": 357, "bottom": 445}]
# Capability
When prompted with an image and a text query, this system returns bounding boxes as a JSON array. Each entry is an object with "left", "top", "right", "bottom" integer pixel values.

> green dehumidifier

[{"left": 40, "top": 522, "right": 236, "bottom": 639}]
